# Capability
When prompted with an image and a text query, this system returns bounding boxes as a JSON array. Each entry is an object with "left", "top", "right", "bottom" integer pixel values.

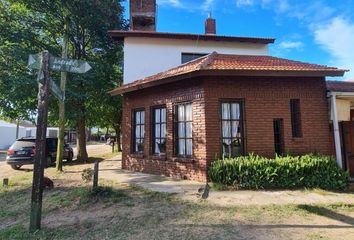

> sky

[{"left": 122, "top": 0, "right": 354, "bottom": 80}]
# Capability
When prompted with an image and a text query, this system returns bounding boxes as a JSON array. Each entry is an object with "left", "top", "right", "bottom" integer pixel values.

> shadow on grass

[
  {"left": 297, "top": 204, "right": 354, "bottom": 226},
  {"left": 2, "top": 180, "right": 354, "bottom": 240}
]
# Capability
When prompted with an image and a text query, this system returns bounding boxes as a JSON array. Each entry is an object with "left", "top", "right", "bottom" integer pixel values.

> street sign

[
  {"left": 28, "top": 54, "right": 41, "bottom": 70},
  {"left": 49, "top": 79, "right": 64, "bottom": 102},
  {"left": 28, "top": 54, "right": 92, "bottom": 73},
  {"left": 50, "top": 56, "right": 91, "bottom": 73}
]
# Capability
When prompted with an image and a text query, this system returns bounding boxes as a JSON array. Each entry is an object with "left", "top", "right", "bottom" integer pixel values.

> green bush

[{"left": 208, "top": 154, "right": 349, "bottom": 191}]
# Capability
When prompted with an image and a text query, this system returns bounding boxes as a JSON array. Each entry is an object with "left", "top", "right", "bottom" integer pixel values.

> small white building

[{"left": 0, "top": 120, "right": 59, "bottom": 149}]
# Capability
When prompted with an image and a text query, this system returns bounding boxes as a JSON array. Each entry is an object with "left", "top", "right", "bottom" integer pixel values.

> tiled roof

[
  {"left": 108, "top": 30, "right": 275, "bottom": 44},
  {"left": 109, "top": 52, "right": 348, "bottom": 95},
  {"left": 326, "top": 80, "right": 354, "bottom": 92}
]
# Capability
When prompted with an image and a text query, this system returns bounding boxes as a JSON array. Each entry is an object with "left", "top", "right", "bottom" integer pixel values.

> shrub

[{"left": 208, "top": 154, "right": 349, "bottom": 191}]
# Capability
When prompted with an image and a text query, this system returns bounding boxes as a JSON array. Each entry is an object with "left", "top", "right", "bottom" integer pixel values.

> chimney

[
  {"left": 130, "top": 0, "right": 157, "bottom": 31},
  {"left": 205, "top": 13, "right": 216, "bottom": 35}
]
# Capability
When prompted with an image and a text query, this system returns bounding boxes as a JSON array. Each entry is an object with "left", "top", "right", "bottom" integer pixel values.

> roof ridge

[{"left": 199, "top": 51, "right": 218, "bottom": 70}]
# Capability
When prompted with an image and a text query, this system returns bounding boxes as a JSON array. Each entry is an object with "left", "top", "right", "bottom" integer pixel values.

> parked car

[{"left": 6, "top": 137, "right": 74, "bottom": 170}]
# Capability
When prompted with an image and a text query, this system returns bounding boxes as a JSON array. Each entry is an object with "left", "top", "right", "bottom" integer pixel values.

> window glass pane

[
  {"left": 232, "top": 140, "right": 242, "bottom": 156},
  {"left": 222, "top": 140, "right": 231, "bottom": 157},
  {"left": 140, "top": 111, "right": 145, "bottom": 124},
  {"left": 161, "top": 123, "right": 166, "bottom": 138},
  {"left": 155, "top": 109, "right": 161, "bottom": 123},
  {"left": 161, "top": 108, "right": 166, "bottom": 123},
  {"left": 159, "top": 139, "right": 166, "bottom": 154},
  {"left": 178, "top": 122, "right": 185, "bottom": 137},
  {"left": 135, "top": 111, "right": 140, "bottom": 124},
  {"left": 222, "top": 121, "right": 231, "bottom": 138},
  {"left": 154, "top": 139, "right": 160, "bottom": 154},
  {"left": 138, "top": 139, "right": 144, "bottom": 152},
  {"left": 155, "top": 123, "right": 161, "bottom": 138},
  {"left": 222, "top": 103, "right": 230, "bottom": 119},
  {"left": 185, "top": 103, "right": 192, "bottom": 121},
  {"left": 136, "top": 139, "right": 143, "bottom": 152},
  {"left": 186, "top": 122, "right": 192, "bottom": 138},
  {"left": 231, "top": 103, "right": 240, "bottom": 120},
  {"left": 231, "top": 121, "right": 239, "bottom": 138},
  {"left": 178, "top": 105, "right": 185, "bottom": 121},
  {"left": 141, "top": 125, "right": 144, "bottom": 138},
  {"left": 135, "top": 126, "right": 141, "bottom": 138},
  {"left": 186, "top": 139, "right": 192, "bottom": 156},
  {"left": 135, "top": 141, "right": 139, "bottom": 152},
  {"left": 178, "top": 139, "right": 185, "bottom": 155}
]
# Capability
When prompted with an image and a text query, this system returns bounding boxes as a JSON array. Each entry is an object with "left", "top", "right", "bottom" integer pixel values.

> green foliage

[
  {"left": 208, "top": 154, "right": 349, "bottom": 191},
  {"left": 0, "top": 0, "right": 126, "bottom": 131}
]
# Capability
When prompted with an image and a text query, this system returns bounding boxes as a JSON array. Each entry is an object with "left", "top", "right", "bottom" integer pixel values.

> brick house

[
  {"left": 109, "top": 53, "right": 346, "bottom": 181},
  {"left": 109, "top": 0, "right": 347, "bottom": 181}
]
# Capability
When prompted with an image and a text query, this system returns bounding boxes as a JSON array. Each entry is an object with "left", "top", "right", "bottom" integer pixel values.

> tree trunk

[
  {"left": 76, "top": 117, "right": 88, "bottom": 162},
  {"left": 115, "top": 126, "right": 122, "bottom": 152}
]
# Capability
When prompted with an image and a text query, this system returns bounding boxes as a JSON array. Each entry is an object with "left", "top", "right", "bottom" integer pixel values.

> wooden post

[
  {"left": 93, "top": 160, "right": 99, "bottom": 190},
  {"left": 56, "top": 19, "right": 69, "bottom": 172},
  {"left": 29, "top": 51, "right": 50, "bottom": 232},
  {"left": 3, "top": 178, "right": 8, "bottom": 188},
  {"left": 112, "top": 141, "right": 115, "bottom": 153}
]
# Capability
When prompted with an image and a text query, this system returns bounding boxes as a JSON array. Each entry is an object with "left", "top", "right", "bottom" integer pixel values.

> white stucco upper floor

[{"left": 109, "top": 31, "right": 275, "bottom": 84}]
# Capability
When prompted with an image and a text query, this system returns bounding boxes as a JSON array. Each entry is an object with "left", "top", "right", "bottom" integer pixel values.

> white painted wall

[
  {"left": 123, "top": 37, "right": 269, "bottom": 84},
  {"left": 0, "top": 127, "right": 27, "bottom": 149},
  {"left": 0, "top": 120, "right": 59, "bottom": 149}
]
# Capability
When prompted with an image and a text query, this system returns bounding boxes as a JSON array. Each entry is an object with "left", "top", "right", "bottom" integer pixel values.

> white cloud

[
  {"left": 314, "top": 17, "right": 354, "bottom": 79},
  {"left": 157, "top": 0, "right": 182, "bottom": 8},
  {"left": 158, "top": 0, "right": 215, "bottom": 12},
  {"left": 278, "top": 41, "right": 304, "bottom": 50},
  {"left": 202, "top": 0, "right": 215, "bottom": 11},
  {"left": 235, "top": 0, "right": 255, "bottom": 7}
]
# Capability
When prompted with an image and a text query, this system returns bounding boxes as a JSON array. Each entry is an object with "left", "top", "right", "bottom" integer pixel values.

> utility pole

[
  {"left": 29, "top": 50, "right": 50, "bottom": 232},
  {"left": 56, "top": 19, "right": 69, "bottom": 172}
]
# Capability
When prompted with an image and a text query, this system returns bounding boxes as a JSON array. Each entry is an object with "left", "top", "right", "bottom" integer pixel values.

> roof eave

[
  {"left": 109, "top": 69, "right": 346, "bottom": 96},
  {"left": 108, "top": 30, "right": 276, "bottom": 44}
]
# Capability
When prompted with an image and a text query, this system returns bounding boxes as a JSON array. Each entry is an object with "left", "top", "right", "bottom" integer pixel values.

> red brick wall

[
  {"left": 203, "top": 76, "right": 331, "bottom": 166},
  {"left": 122, "top": 78, "right": 208, "bottom": 181},
  {"left": 121, "top": 76, "right": 331, "bottom": 181}
]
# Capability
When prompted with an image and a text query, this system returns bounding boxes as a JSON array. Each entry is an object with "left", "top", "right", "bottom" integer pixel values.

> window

[
  {"left": 273, "top": 119, "right": 284, "bottom": 155},
  {"left": 175, "top": 102, "right": 192, "bottom": 157},
  {"left": 181, "top": 53, "right": 207, "bottom": 64},
  {"left": 290, "top": 99, "right": 302, "bottom": 138},
  {"left": 221, "top": 101, "right": 244, "bottom": 157},
  {"left": 133, "top": 110, "right": 145, "bottom": 153},
  {"left": 152, "top": 107, "right": 167, "bottom": 155}
]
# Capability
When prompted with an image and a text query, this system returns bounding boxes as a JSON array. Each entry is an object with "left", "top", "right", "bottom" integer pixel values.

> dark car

[{"left": 6, "top": 137, "right": 74, "bottom": 170}]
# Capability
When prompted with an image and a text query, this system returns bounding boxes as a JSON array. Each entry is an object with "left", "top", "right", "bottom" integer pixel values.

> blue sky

[{"left": 122, "top": 0, "right": 354, "bottom": 80}]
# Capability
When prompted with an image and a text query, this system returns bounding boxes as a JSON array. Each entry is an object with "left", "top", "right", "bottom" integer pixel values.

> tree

[{"left": 0, "top": 0, "right": 126, "bottom": 160}]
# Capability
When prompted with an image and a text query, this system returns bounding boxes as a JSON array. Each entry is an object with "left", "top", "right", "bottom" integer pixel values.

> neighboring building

[
  {"left": 0, "top": 120, "right": 59, "bottom": 149},
  {"left": 326, "top": 81, "right": 354, "bottom": 178},
  {"left": 109, "top": 0, "right": 348, "bottom": 181}
]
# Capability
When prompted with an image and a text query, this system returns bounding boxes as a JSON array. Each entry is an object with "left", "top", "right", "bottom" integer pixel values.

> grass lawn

[{"left": 1, "top": 167, "right": 354, "bottom": 240}]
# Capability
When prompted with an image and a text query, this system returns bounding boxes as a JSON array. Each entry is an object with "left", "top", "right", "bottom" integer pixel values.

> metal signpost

[{"left": 28, "top": 51, "right": 91, "bottom": 232}]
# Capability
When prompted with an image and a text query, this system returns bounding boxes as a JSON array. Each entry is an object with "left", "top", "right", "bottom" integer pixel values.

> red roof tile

[
  {"left": 110, "top": 52, "right": 348, "bottom": 95},
  {"left": 108, "top": 30, "right": 275, "bottom": 44},
  {"left": 326, "top": 80, "right": 354, "bottom": 92}
]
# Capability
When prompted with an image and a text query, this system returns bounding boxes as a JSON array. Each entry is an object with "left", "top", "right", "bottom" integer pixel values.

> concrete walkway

[{"left": 99, "top": 156, "right": 354, "bottom": 206}]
